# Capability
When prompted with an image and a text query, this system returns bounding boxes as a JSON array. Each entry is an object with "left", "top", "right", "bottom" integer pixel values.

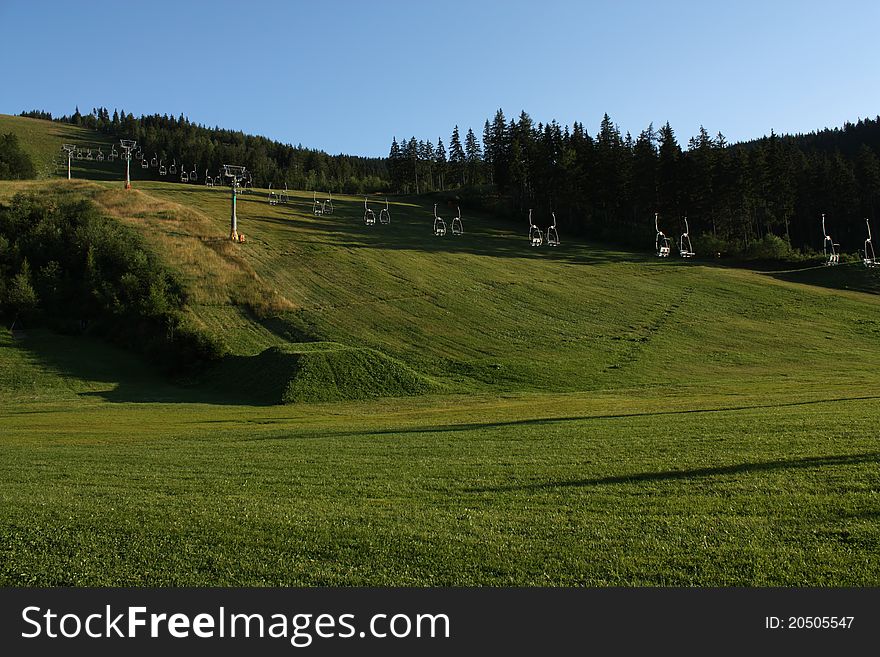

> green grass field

[{"left": 1, "top": 116, "right": 879, "bottom": 585}]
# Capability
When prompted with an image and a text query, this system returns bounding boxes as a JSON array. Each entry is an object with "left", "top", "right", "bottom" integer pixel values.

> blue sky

[{"left": 1, "top": 0, "right": 878, "bottom": 156}]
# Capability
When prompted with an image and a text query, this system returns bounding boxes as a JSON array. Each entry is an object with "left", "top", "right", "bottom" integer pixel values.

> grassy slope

[
  {"left": 0, "top": 113, "right": 117, "bottom": 179},
  {"left": 1, "top": 117, "right": 879, "bottom": 585}
]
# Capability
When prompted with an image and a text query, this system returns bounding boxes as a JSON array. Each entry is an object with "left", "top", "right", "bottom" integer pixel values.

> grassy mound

[{"left": 210, "top": 343, "right": 439, "bottom": 404}]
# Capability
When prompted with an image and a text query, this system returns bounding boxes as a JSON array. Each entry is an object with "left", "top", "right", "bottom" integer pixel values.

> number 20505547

[{"left": 765, "top": 616, "right": 854, "bottom": 630}]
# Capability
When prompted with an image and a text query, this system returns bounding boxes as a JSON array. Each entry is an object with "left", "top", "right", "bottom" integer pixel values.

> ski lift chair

[
  {"left": 269, "top": 183, "right": 277, "bottom": 206},
  {"left": 822, "top": 214, "right": 840, "bottom": 266},
  {"left": 546, "top": 212, "right": 559, "bottom": 246},
  {"left": 141, "top": 157, "right": 148, "bottom": 169},
  {"left": 433, "top": 204, "right": 446, "bottom": 236},
  {"left": 110, "top": 145, "right": 119, "bottom": 159},
  {"left": 528, "top": 209, "right": 543, "bottom": 246},
  {"left": 170, "top": 160, "right": 177, "bottom": 175},
  {"left": 75, "top": 149, "right": 83, "bottom": 160},
  {"left": 364, "top": 197, "right": 376, "bottom": 225},
  {"left": 151, "top": 155, "right": 158, "bottom": 167},
  {"left": 324, "top": 192, "right": 334, "bottom": 215},
  {"left": 205, "top": 170, "right": 212, "bottom": 186},
  {"left": 281, "top": 184, "right": 289, "bottom": 204},
  {"left": 190, "top": 167, "right": 198, "bottom": 182},
  {"left": 180, "top": 171, "right": 189, "bottom": 183},
  {"left": 85, "top": 149, "right": 94, "bottom": 161},
  {"left": 159, "top": 161, "right": 167, "bottom": 176},
  {"left": 451, "top": 206, "right": 463, "bottom": 236},
  {"left": 679, "top": 216, "right": 695, "bottom": 257},
  {"left": 655, "top": 213, "right": 671, "bottom": 257},
  {"left": 379, "top": 198, "right": 391, "bottom": 224},
  {"left": 96, "top": 148, "right": 104, "bottom": 162},
  {"left": 864, "top": 218, "right": 877, "bottom": 268},
  {"left": 313, "top": 191, "right": 323, "bottom": 215}
]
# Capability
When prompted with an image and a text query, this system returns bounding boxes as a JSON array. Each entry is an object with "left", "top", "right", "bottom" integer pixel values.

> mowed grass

[
  {"left": 2, "top": 337, "right": 878, "bottom": 585},
  {"left": 1, "top": 121, "right": 880, "bottom": 585},
  {"left": 0, "top": 114, "right": 117, "bottom": 180}
]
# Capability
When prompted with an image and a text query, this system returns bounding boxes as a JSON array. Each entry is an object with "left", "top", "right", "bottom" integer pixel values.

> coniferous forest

[
  {"left": 389, "top": 110, "right": 880, "bottom": 257},
  {"left": 23, "top": 107, "right": 880, "bottom": 257},
  {"left": 25, "top": 108, "right": 389, "bottom": 194}
]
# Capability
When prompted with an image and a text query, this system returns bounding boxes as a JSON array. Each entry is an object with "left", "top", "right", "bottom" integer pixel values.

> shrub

[
  {"left": 0, "top": 193, "right": 225, "bottom": 372},
  {"left": 0, "top": 133, "right": 36, "bottom": 180},
  {"left": 745, "top": 233, "right": 794, "bottom": 260}
]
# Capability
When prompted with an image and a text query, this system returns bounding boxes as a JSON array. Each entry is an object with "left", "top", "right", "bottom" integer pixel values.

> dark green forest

[
  {"left": 389, "top": 111, "right": 880, "bottom": 256},
  {"left": 28, "top": 107, "right": 389, "bottom": 194},
  {"left": 23, "top": 107, "right": 880, "bottom": 257}
]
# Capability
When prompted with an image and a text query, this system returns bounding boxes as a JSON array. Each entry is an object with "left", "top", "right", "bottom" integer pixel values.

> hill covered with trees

[
  {"left": 22, "top": 107, "right": 389, "bottom": 194},
  {"left": 388, "top": 112, "right": 880, "bottom": 256},
  {"left": 21, "top": 106, "right": 880, "bottom": 256}
]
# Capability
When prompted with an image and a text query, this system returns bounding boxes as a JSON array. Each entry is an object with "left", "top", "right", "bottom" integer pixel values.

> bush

[
  {"left": 692, "top": 233, "right": 736, "bottom": 258},
  {"left": 0, "top": 133, "right": 36, "bottom": 180},
  {"left": 745, "top": 234, "right": 794, "bottom": 260},
  {"left": 0, "top": 193, "right": 225, "bottom": 372}
]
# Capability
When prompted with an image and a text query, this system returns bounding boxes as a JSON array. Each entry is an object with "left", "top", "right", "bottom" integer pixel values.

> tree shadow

[
  {"left": 236, "top": 197, "right": 653, "bottom": 267},
  {"left": 237, "top": 393, "right": 880, "bottom": 441},
  {"left": 466, "top": 452, "right": 880, "bottom": 494},
  {"left": 9, "top": 330, "right": 273, "bottom": 406},
  {"left": 761, "top": 263, "right": 880, "bottom": 296}
]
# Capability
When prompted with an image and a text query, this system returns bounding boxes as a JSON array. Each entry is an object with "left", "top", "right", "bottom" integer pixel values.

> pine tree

[
  {"left": 632, "top": 124, "right": 658, "bottom": 230},
  {"left": 657, "top": 121, "right": 681, "bottom": 221},
  {"left": 490, "top": 109, "right": 510, "bottom": 190},
  {"left": 449, "top": 126, "right": 465, "bottom": 187},
  {"left": 389, "top": 137, "right": 403, "bottom": 191},
  {"left": 465, "top": 127, "right": 482, "bottom": 185},
  {"left": 436, "top": 138, "right": 447, "bottom": 191},
  {"left": 482, "top": 119, "right": 494, "bottom": 183},
  {"left": 408, "top": 136, "right": 420, "bottom": 194}
]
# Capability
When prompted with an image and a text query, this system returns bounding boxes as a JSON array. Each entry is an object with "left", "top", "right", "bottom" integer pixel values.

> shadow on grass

[
  {"left": 761, "top": 262, "right": 880, "bottom": 296},
  {"left": 273, "top": 393, "right": 880, "bottom": 440},
  {"left": 11, "top": 331, "right": 275, "bottom": 406},
  {"left": 466, "top": 452, "right": 880, "bottom": 493},
  {"left": 229, "top": 195, "right": 653, "bottom": 267}
]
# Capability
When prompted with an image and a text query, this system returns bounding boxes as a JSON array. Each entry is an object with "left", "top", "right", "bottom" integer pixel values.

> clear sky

[{"left": 1, "top": 0, "right": 878, "bottom": 156}]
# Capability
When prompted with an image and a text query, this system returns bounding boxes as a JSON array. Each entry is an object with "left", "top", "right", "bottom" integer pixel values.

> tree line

[
  {"left": 24, "top": 107, "right": 391, "bottom": 194},
  {"left": 22, "top": 106, "right": 880, "bottom": 257},
  {"left": 389, "top": 111, "right": 880, "bottom": 257}
]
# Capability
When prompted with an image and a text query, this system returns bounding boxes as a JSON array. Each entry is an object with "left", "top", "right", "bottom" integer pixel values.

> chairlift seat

[{"left": 529, "top": 226, "right": 543, "bottom": 247}]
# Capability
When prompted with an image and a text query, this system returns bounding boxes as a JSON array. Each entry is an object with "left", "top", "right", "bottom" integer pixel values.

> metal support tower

[
  {"left": 120, "top": 140, "right": 137, "bottom": 189},
  {"left": 222, "top": 165, "right": 248, "bottom": 241},
  {"left": 61, "top": 144, "right": 76, "bottom": 180}
]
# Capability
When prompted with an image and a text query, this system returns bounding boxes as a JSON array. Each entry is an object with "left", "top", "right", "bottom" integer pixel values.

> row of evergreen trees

[
  {"left": 23, "top": 106, "right": 880, "bottom": 255},
  {"left": 389, "top": 111, "right": 880, "bottom": 255},
  {"left": 388, "top": 126, "right": 483, "bottom": 193},
  {"left": 25, "top": 107, "right": 391, "bottom": 194}
]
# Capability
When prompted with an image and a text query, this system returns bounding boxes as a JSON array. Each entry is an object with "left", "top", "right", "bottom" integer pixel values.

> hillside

[
  {"left": 0, "top": 113, "right": 116, "bottom": 179},
  {"left": 1, "top": 116, "right": 879, "bottom": 586}
]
